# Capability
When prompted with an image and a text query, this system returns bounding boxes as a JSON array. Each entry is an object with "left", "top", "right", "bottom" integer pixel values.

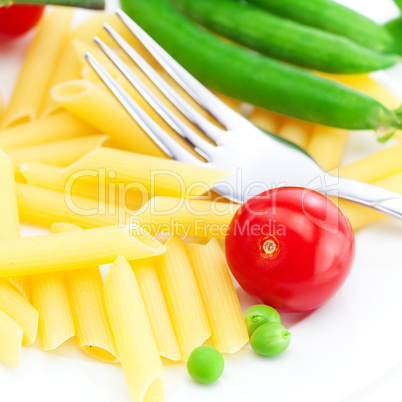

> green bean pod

[
  {"left": 244, "top": 0, "right": 395, "bottom": 53},
  {"left": 385, "top": 18, "right": 402, "bottom": 55},
  {"left": 120, "top": 0, "right": 402, "bottom": 131},
  {"left": 171, "top": 0, "right": 397, "bottom": 74}
]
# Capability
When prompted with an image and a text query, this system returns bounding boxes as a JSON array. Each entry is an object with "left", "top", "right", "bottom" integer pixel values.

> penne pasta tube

[
  {"left": 131, "top": 196, "right": 239, "bottom": 239},
  {"left": 8, "top": 135, "right": 109, "bottom": 178},
  {"left": 51, "top": 79, "right": 166, "bottom": 156},
  {"left": 339, "top": 172, "right": 402, "bottom": 230},
  {"left": 278, "top": 117, "right": 314, "bottom": 150},
  {"left": 186, "top": 239, "right": 249, "bottom": 353},
  {"left": 62, "top": 147, "right": 230, "bottom": 198},
  {"left": 0, "top": 309, "right": 23, "bottom": 368},
  {"left": 0, "top": 151, "right": 20, "bottom": 241},
  {"left": 250, "top": 108, "right": 283, "bottom": 134},
  {"left": 307, "top": 126, "right": 349, "bottom": 171},
  {"left": 0, "top": 151, "right": 29, "bottom": 299},
  {"left": 21, "top": 163, "right": 148, "bottom": 211},
  {"left": 1, "top": 8, "right": 73, "bottom": 128},
  {"left": 336, "top": 141, "right": 402, "bottom": 183},
  {"left": 30, "top": 224, "right": 76, "bottom": 351},
  {"left": 156, "top": 236, "right": 211, "bottom": 361},
  {"left": 52, "top": 223, "right": 118, "bottom": 363},
  {"left": 131, "top": 258, "right": 180, "bottom": 361},
  {"left": 104, "top": 256, "right": 165, "bottom": 402},
  {"left": 0, "top": 225, "right": 165, "bottom": 277},
  {"left": 0, "top": 279, "right": 38, "bottom": 346},
  {"left": 16, "top": 183, "right": 133, "bottom": 229},
  {"left": 0, "top": 112, "right": 98, "bottom": 151}
]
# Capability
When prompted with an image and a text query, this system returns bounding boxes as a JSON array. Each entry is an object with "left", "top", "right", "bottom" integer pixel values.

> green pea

[
  {"left": 250, "top": 322, "right": 290, "bottom": 357},
  {"left": 187, "top": 345, "right": 224, "bottom": 383},
  {"left": 245, "top": 304, "right": 281, "bottom": 336}
]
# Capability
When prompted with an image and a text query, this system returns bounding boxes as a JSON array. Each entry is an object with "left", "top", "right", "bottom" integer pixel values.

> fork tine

[
  {"left": 103, "top": 22, "right": 226, "bottom": 144},
  {"left": 115, "top": 10, "right": 239, "bottom": 128},
  {"left": 84, "top": 51, "right": 204, "bottom": 165},
  {"left": 93, "top": 36, "right": 216, "bottom": 161}
]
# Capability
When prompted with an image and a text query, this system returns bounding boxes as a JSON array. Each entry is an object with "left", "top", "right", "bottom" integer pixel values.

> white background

[{"left": 1, "top": 0, "right": 402, "bottom": 401}]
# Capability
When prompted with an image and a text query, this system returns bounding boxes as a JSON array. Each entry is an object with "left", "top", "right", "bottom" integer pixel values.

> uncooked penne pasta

[
  {"left": 0, "top": 112, "right": 98, "bottom": 151},
  {"left": 0, "top": 279, "right": 38, "bottom": 346},
  {"left": 156, "top": 236, "right": 210, "bottom": 361},
  {"left": 51, "top": 79, "right": 166, "bottom": 156},
  {"left": 21, "top": 163, "right": 148, "bottom": 211},
  {"left": 186, "top": 239, "right": 249, "bottom": 353},
  {"left": 339, "top": 172, "right": 402, "bottom": 230},
  {"left": 336, "top": 141, "right": 402, "bottom": 183},
  {"left": 63, "top": 147, "right": 230, "bottom": 198},
  {"left": 8, "top": 135, "right": 109, "bottom": 177},
  {"left": 104, "top": 256, "right": 165, "bottom": 402},
  {"left": 53, "top": 222, "right": 118, "bottom": 363},
  {"left": 278, "top": 117, "right": 314, "bottom": 150},
  {"left": 0, "top": 150, "right": 20, "bottom": 241},
  {"left": 0, "top": 225, "right": 165, "bottom": 277},
  {"left": 250, "top": 108, "right": 283, "bottom": 134},
  {"left": 307, "top": 126, "right": 349, "bottom": 171},
  {"left": 30, "top": 224, "right": 76, "bottom": 351},
  {"left": 131, "top": 258, "right": 180, "bottom": 361},
  {"left": 131, "top": 196, "right": 239, "bottom": 239},
  {"left": 0, "top": 309, "right": 23, "bottom": 368},
  {"left": 16, "top": 183, "right": 133, "bottom": 229},
  {"left": 0, "top": 151, "right": 29, "bottom": 299},
  {"left": 1, "top": 8, "right": 73, "bottom": 128}
]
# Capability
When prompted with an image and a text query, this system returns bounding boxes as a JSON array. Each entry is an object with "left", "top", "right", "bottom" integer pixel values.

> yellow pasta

[
  {"left": 0, "top": 112, "right": 98, "bottom": 151},
  {"left": 0, "top": 309, "right": 23, "bottom": 368},
  {"left": 104, "top": 256, "right": 165, "bottom": 402},
  {"left": 0, "top": 150, "right": 20, "bottom": 241},
  {"left": 156, "top": 236, "right": 210, "bottom": 361},
  {"left": 30, "top": 223, "right": 76, "bottom": 351},
  {"left": 16, "top": 183, "right": 132, "bottom": 229},
  {"left": 1, "top": 8, "right": 73, "bottom": 128},
  {"left": 51, "top": 79, "right": 166, "bottom": 156},
  {"left": 0, "top": 225, "right": 165, "bottom": 277},
  {"left": 186, "top": 239, "right": 248, "bottom": 353},
  {"left": 250, "top": 108, "right": 283, "bottom": 134},
  {"left": 339, "top": 172, "right": 402, "bottom": 230},
  {"left": 21, "top": 163, "right": 148, "bottom": 211},
  {"left": 0, "top": 279, "right": 38, "bottom": 346},
  {"left": 131, "top": 258, "right": 180, "bottom": 361},
  {"left": 307, "top": 126, "right": 349, "bottom": 171},
  {"left": 132, "top": 196, "right": 239, "bottom": 239},
  {"left": 278, "top": 117, "right": 314, "bottom": 150},
  {"left": 63, "top": 147, "right": 230, "bottom": 198},
  {"left": 0, "top": 151, "right": 29, "bottom": 299},
  {"left": 8, "top": 135, "right": 109, "bottom": 178},
  {"left": 52, "top": 223, "right": 118, "bottom": 363},
  {"left": 336, "top": 141, "right": 402, "bottom": 183}
]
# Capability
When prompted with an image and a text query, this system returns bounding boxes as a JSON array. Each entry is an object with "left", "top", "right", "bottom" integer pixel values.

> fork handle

[{"left": 335, "top": 176, "right": 402, "bottom": 220}]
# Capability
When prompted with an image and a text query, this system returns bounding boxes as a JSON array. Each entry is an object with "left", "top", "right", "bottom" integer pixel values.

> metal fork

[{"left": 84, "top": 9, "right": 402, "bottom": 220}]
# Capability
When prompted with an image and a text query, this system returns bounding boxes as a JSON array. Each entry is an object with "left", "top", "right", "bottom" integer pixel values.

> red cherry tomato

[
  {"left": 225, "top": 187, "right": 355, "bottom": 313},
  {"left": 0, "top": 5, "right": 45, "bottom": 42}
]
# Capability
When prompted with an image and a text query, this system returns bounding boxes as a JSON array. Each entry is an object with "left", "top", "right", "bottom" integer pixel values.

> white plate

[{"left": 1, "top": 1, "right": 402, "bottom": 401}]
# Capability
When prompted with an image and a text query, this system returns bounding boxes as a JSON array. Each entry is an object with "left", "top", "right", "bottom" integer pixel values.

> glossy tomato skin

[
  {"left": 0, "top": 5, "right": 45, "bottom": 42},
  {"left": 225, "top": 187, "right": 355, "bottom": 313}
]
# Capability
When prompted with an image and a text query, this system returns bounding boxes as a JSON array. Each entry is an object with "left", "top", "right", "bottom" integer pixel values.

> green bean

[
  {"left": 245, "top": 0, "right": 394, "bottom": 53},
  {"left": 120, "top": 0, "right": 402, "bottom": 131},
  {"left": 171, "top": 0, "right": 397, "bottom": 74}
]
